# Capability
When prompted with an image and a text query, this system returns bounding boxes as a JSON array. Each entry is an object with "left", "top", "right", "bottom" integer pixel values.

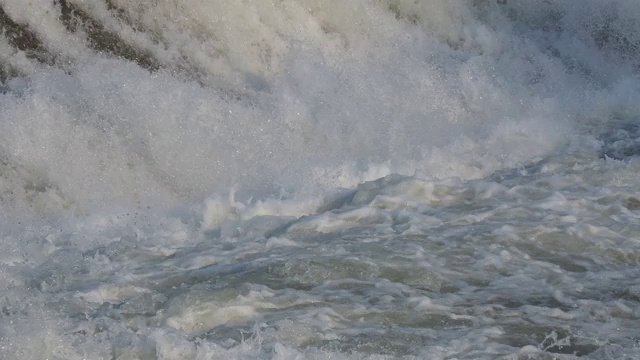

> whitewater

[{"left": 2, "top": 0, "right": 640, "bottom": 358}]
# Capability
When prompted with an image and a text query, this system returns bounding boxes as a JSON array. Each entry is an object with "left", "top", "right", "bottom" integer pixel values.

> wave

[{"left": 1, "top": 0, "right": 640, "bottom": 215}]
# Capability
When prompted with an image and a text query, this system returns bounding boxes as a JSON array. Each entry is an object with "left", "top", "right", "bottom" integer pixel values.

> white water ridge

[{"left": 2, "top": 1, "right": 640, "bottom": 359}]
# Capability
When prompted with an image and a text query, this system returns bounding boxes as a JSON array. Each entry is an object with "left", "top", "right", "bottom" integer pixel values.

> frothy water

[{"left": 2, "top": 1, "right": 640, "bottom": 359}]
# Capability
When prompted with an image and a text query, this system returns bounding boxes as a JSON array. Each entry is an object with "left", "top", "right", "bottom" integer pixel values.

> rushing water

[{"left": 2, "top": 1, "right": 640, "bottom": 359}]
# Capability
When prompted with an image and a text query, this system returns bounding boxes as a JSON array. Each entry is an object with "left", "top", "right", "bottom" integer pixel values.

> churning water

[{"left": 2, "top": 1, "right": 640, "bottom": 358}]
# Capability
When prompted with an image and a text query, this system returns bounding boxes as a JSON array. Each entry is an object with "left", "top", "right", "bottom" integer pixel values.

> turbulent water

[{"left": 2, "top": 0, "right": 640, "bottom": 358}]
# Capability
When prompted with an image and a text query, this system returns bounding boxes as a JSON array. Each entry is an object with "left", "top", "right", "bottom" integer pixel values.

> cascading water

[{"left": 2, "top": 1, "right": 640, "bottom": 358}]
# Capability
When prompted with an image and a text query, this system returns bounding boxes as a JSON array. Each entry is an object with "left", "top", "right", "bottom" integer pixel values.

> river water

[{"left": 1, "top": 1, "right": 640, "bottom": 358}]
